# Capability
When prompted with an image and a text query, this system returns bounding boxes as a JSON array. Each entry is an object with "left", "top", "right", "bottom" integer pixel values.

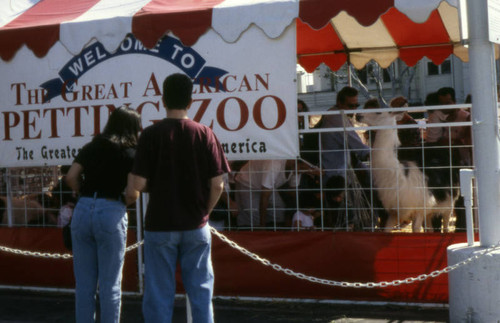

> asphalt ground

[{"left": 0, "top": 290, "right": 449, "bottom": 323}]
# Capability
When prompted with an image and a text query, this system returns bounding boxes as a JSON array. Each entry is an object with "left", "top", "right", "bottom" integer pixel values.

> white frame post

[{"left": 5, "top": 169, "right": 13, "bottom": 228}]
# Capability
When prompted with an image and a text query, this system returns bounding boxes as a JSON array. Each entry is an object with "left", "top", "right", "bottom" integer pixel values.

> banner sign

[{"left": 0, "top": 25, "right": 298, "bottom": 167}]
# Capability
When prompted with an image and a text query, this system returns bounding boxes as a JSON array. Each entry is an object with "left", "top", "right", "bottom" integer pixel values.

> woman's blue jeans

[
  {"left": 71, "top": 196, "right": 128, "bottom": 323},
  {"left": 142, "top": 226, "right": 214, "bottom": 323}
]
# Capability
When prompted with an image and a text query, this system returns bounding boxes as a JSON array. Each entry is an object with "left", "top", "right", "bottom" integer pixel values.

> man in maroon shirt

[{"left": 126, "top": 73, "right": 230, "bottom": 323}]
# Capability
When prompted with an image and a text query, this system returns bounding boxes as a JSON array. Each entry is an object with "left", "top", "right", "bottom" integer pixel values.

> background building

[{"left": 297, "top": 56, "right": 480, "bottom": 111}]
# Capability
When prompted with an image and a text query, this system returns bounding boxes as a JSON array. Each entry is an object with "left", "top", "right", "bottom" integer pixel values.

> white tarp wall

[{"left": 0, "top": 24, "right": 298, "bottom": 167}]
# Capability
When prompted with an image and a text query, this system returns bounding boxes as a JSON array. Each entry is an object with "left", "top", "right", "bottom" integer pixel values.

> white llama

[{"left": 357, "top": 111, "right": 458, "bottom": 232}]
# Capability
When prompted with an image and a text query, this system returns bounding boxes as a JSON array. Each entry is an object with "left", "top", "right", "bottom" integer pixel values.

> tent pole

[
  {"left": 467, "top": 0, "right": 500, "bottom": 247},
  {"left": 347, "top": 56, "right": 352, "bottom": 87},
  {"left": 448, "top": 0, "right": 500, "bottom": 321}
]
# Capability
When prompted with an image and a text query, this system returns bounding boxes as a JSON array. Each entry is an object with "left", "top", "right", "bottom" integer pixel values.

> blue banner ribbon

[{"left": 41, "top": 34, "right": 228, "bottom": 102}]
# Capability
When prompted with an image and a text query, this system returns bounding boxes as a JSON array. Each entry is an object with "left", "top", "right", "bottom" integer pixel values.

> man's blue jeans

[
  {"left": 143, "top": 226, "right": 214, "bottom": 323},
  {"left": 71, "top": 196, "right": 128, "bottom": 323}
]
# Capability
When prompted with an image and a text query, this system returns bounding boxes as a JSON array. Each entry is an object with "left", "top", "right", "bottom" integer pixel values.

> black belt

[{"left": 81, "top": 192, "right": 122, "bottom": 201}]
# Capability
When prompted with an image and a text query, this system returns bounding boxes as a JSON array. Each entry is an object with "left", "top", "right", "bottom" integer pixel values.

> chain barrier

[
  {"left": 0, "top": 245, "right": 73, "bottom": 260},
  {"left": 0, "top": 240, "right": 144, "bottom": 259},
  {"left": 1, "top": 228, "right": 499, "bottom": 289},
  {"left": 209, "top": 227, "right": 500, "bottom": 289}
]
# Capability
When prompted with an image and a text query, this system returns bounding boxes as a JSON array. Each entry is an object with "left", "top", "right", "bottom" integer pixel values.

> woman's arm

[{"left": 65, "top": 162, "right": 83, "bottom": 194}]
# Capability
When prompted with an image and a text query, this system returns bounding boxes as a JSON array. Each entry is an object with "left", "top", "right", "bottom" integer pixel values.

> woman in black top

[{"left": 66, "top": 106, "right": 141, "bottom": 323}]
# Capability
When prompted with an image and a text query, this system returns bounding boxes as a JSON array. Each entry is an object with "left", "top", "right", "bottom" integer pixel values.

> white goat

[{"left": 357, "top": 111, "right": 458, "bottom": 232}]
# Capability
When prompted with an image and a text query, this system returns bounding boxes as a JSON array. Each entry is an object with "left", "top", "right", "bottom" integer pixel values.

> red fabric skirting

[{"left": 0, "top": 228, "right": 469, "bottom": 303}]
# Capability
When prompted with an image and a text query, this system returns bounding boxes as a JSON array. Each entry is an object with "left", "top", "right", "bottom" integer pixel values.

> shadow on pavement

[{"left": 0, "top": 290, "right": 449, "bottom": 322}]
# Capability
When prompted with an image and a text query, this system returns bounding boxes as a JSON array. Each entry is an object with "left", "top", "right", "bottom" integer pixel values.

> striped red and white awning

[
  {"left": 0, "top": 0, "right": 470, "bottom": 71},
  {"left": 297, "top": 0, "right": 471, "bottom": 72}
]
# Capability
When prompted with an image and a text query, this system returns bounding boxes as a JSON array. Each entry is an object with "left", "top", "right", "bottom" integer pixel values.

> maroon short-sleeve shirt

[{"left": 132, "top": 118, "right": 230, "bottom": 231}]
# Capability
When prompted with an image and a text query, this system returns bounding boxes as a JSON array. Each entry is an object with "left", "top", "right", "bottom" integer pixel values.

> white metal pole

[
  {"left": 467, "top": 0, "right": 500, "bottom": 246},
  {"left": 448, "top": 1, "right": 500, "bottom": 320}
]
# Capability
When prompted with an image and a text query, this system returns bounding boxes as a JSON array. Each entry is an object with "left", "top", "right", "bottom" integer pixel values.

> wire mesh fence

[
  {"left": 0, "top": 166, "right": 138, "bottom": 229},
  {"left": 0, "top": 105, "right": 477, "bottom": 233}
]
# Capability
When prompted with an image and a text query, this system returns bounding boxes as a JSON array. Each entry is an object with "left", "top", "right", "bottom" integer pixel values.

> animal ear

[{"left": 392, "top": 111, "right": 405, "bottom": 121}]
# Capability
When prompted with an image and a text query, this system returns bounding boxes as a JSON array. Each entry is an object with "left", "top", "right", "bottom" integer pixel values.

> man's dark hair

[
  {"left": 336, "top": 86, "right": 358, "bottom": 105},
  {"left": 297, "top": 99, "right": 309, "bottom": 112},
  {"left": 425, "top": 92, "right": 439, "bottom": 106},
  {"left": 437, "top": 87, "right": 456, "bottom": 102},
  {"left": 162, "top": 73, "right": 193, "bottom": 110}
]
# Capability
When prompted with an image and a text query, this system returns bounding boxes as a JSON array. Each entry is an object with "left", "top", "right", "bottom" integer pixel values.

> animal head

[{"left": 356, "top": 110, "right": 405, "bottom": 126}]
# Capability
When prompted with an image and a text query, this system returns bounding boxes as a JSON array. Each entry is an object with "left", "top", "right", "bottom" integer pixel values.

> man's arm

[
  {"left": 207, "top": 175, "right": 225, "bottom": 214},
  {"left": 346, "top": 128, "right": 370, "bottom": 160},
  {"left": 125, "top": 173, "right": 147, "bottom": 206},
  {"left": 219, "top": 190, "right": 239, "bottom": 217}
]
